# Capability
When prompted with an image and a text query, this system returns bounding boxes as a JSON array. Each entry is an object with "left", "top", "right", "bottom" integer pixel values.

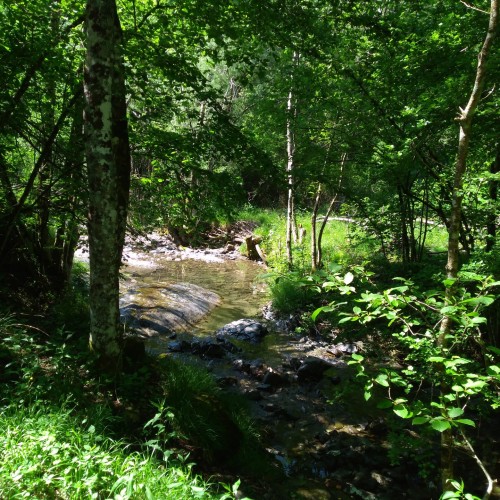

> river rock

[
  {"left": 120, "top": 282, "right": 220, "bottom": 336},
  {"left": 297, "top": 356, "right": 336, "bottom": 382},
  {"left": 262, "top": 368, "right": 288, "bottom": 388},
  {"left": 216, "top": 319, "right": 268, "bottom": 343},
  {"left": 191, "top": 339, "right": 227, "bottom": 358},
  {"left": 167, "top": 340, "right": 191, "bottom": 352}
]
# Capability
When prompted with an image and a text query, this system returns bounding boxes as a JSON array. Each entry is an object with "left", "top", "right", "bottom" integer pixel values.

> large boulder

[
  {"left": 216, "top": 319, "right": 268, "bottom": 343},
  {"left": 120, "top": 282, "right": 220, "bottom": 336}
]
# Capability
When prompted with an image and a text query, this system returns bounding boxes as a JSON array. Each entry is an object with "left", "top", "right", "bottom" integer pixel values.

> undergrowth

[{"left": 0, "top": 305, "right": 251, "bottom": 499}]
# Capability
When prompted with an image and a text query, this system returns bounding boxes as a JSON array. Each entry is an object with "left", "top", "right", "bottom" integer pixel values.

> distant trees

[{"left": 0, "top": 0, "right": 497, "bottom": 377}]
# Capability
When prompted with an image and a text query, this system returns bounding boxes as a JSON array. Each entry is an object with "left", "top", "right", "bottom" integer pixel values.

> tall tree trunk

[
  {"left": 84, "top": 0, "right": 131, "bottom": 373},
  {"left": 286, "top": 51, "right": 299, "bottom": 269},
  {"left": 438, "top": 0, "right": 498, "bottom": 491}
]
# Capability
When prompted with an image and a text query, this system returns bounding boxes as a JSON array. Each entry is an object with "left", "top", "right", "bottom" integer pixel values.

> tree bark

[
  {"left": 438, "top": 0, "right": 498, "bottom": 491},
  {"left": 286, "top": 51, "right": 300, "bottom": 269},
  {"left": 84, "top": 0, "right": 131, "bottom": 373}
]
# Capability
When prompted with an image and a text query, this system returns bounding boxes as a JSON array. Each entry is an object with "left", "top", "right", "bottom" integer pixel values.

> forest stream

[{"left": 104, "top": 236, "right": 442, "bottom": 500}]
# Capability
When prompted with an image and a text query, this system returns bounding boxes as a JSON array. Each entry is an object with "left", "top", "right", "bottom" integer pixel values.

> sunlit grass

[
  {"left": 236, "top": 206, "right": 379, "bottom": 269},
  {"left": 0, "top": 402, "right": 223, "bottom": 499}
]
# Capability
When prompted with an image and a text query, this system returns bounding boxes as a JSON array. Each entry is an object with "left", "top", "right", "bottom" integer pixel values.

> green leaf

[
  {"left": 343, "top": 272, "right": 354, "bottom": 285},
  {"left": 462, "top": 296, "right": 494, "bottom": 307},
  {"left": 455, "top": 419, "right": 475, "bottom": 427},
  {"left": 441, "top": 492, "right": 460, "bottom": 499},
  {"left": 447, "top": 407, "right": 464, "bottom": 418},
  {"left": 431, "top": 419, "right": 451, "bottom": 432},
  {"left": 375, "top": 374, "right": 390, "bottom": 387},
  {"left": 393, "top": 404, "right": 410, "bottom": 418},
  {"left": 351, "top": 353, "right": 364, "bottom": 362},
  {"left": 487, "top": 365, "right": 500, "bottom": 375},
  {"left": 338, "top": 317, "right": 353, "bottom": 324},
  {"left": 412, "top": 416, "right": 429, "bottom": 425},
  {"left": 311, "top": 307, "right": 325, "bottom": 321},
  {"left": 429, "top": 356, "right": 445, "bottom": 363},
  {"left": 377, "top": 399, "right": 393, "bottom": 409},
  {"left": 440, "top": 305, "right": 458, "bottom": 315}
]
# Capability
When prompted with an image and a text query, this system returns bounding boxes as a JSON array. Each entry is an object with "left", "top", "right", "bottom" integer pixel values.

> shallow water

[{"left": 122, "top": 257, "right": 269, "bottom": 337}]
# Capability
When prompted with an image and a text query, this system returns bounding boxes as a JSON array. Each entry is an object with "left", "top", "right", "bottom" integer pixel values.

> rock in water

[
  {"left": 120, "top": 282, "right": 220, "bottom": 336},
  {"left": 215, "top": 319, "right": 268, "bottom": 343}
]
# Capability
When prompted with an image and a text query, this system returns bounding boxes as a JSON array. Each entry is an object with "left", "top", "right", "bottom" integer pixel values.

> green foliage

[
  {"left": 0, "top": 315, "right": 248, "bottom": 499},
  {"left": 266, "top": 270, "right": 319, "bottom": 314},
  {"left": 49, "top": 261, "right": 90, "bottom": 335},
  {"left": 313, "top": 268, "right": 499, "bottom": 493},
  {"left": 0, "top": 401, "right": 223, "bottom": 499},
  {"left": 441, "top": 479, "right": 481, "bottom": 500},
  {"left": 158, "top": 357, "right": 262, "bottom": 469}
]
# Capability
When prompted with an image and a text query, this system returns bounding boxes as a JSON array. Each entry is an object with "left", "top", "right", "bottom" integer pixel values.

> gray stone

[
  {"left": 262, "top": 368, "right": 287, "bottom": 387},
  {"left": 120, "top": 282, "right": 220, "bottom": 336},
  {"left": 216, "top": 319, "right": 268, "bottom": 343},
  {"left": 297, "top": 356, "right": 335, "bottom": 382},
  {"left": 191, "top": 339, "right": 226, "bottom": 358},
  {"left": 167, "top": 340, "right": 191, "bottom": 352}
]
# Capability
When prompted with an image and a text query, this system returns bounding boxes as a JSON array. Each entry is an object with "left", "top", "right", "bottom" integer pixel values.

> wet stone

[
  {"left": 191, "top": 339, "right": 226, "bottom": 358},
  {"left": 167, "top": 340, "right": 191, "bottom": 352},
  {"left": 216, "top": 319, "right": 268, "bottom": 343},
  {"left": 262, "top": 368, "right": 287, "bottom": 388},
  {"left": 216, "top": 376, "right": 239, "bottom": 388},
  {"left": 297, "top": 356, "right": 336, "bottom": 382}
]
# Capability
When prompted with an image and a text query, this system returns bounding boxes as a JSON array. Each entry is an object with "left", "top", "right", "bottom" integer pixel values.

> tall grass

[
  {"left": 0, "top": 401, "right": 222, "bottom": 499},
  {"left": 237, "top": 206, "right": 378, "bottom": 271},
  {"left": 237, "top": 206, "right": 449, "bottom": 314},
  {"left": 0, "top": 315, "right": 246, "bottom": 499}
]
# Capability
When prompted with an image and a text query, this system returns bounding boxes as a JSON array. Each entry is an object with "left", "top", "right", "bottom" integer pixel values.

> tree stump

[{"left": 245, "top": 235, "right": 266, "bottom": 264}]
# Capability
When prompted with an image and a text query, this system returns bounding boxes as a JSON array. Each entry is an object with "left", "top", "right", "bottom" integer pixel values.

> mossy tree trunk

[{"left": 84, "top": 0, "right": 131, "bottom": 374}]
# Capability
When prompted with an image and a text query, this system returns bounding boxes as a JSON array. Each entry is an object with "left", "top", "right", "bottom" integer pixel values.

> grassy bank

[{"left": 0, "top": 305, "right": 256, "bottom": 499}]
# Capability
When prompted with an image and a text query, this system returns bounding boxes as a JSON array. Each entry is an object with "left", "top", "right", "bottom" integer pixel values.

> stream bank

[{"left": 76, "top": 232, "right": 444, "bottom": 499}]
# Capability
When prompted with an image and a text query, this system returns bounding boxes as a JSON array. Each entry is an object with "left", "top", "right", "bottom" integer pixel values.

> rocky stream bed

[{"left": 75, "top": 233, "right": 491, "bottom": 499}]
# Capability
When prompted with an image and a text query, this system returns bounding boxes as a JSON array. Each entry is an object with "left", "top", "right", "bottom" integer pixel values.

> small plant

[{"left": 313, "top": 269, "right": 500, "bottom": 497}]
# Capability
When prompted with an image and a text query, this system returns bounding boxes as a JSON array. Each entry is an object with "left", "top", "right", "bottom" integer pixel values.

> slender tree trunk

[
  {"left": 311, "top": 183, "right": 321, "bottom": 271},
  {"left": 286, "top": 51, "right": 299, "bottom": 269},
  {"left": 438, "top": 0, "right": 498, "bottom": 491},
  {"left": 398, "top": 186, "right": 410, "bottom": 262},
  {"left": 315, "top": 152, "right": 346, "bottom": 269},
  {"left": 486, "top": 143, "right": 499, "bottom": 252},
  {"left": 286, "top": 86, "right": 296, "bottom": 268},
  {"left": 84, "top": 0, "right": 131, "bottom": 373}
]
